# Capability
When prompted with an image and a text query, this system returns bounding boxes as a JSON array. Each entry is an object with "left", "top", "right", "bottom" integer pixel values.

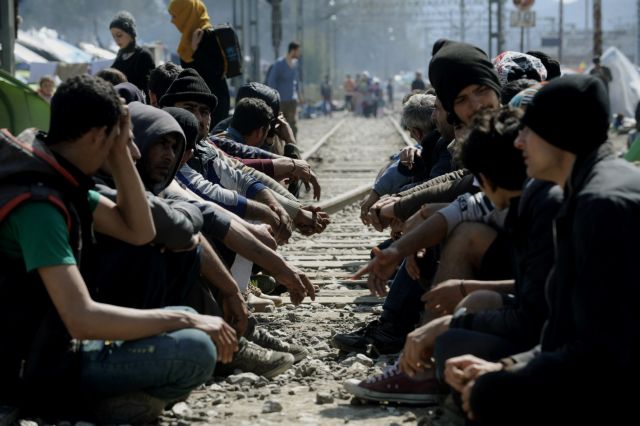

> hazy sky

[{"left": 533, "top": 0, "right": 636, "bottom": 30}]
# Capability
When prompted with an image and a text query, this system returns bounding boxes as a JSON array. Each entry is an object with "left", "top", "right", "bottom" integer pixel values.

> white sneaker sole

[{"left": 343, "top": 379, "right": 442, "bottom": 405}]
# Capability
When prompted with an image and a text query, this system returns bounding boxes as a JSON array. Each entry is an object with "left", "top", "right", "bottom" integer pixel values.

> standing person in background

[
  {"left": 168, "top": 0, "right": 231, "bottom": 127},
  {"left": 344, "top": 74, "right": 356, "bottom": 111},
  {"left": 320, "top": 75, "right": 333, "bottom": 117},
  {"left": 411, "top": 71, "right": 427, "bottom": 91},
  {"left": 110, "top": 11, "right": 155, "bottom": 96},
  {"left": 36, "top": 75, "right": 55, "bottom": 103},
  {"left": 267, "top": 41, "right": 303, "bottom": 137},
  {"left": 386, "top": 78, "right": 394, "bottom": 110}
]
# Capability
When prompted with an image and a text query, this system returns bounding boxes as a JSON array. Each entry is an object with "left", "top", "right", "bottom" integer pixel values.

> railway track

[
  {"left": 175, "top": 113, "right": 442, "bottom": 426},
  {"left": 280, "top": 113, "right": 409, "bottom": 303}
]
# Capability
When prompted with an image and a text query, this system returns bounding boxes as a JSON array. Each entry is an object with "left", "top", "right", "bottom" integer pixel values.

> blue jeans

[
  {"left": 381, "top": 260, "right": 426, "bottom": 334},
  {"left": 80, "top": 307, "right": 216, "bottom": 401}
]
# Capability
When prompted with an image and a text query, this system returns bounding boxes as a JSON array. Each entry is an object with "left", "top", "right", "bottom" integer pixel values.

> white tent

[
  {"left": 14, "top": 43, "right": 48, "bottom": 64},
  {"left": 18, "top": 28, "right": 92, "bottom": 64},
  {"left": 79, "top": 43, "right": 116, "bottom": 61},
  {"left": 600, "top": 46, "right": 640, "bottom": 118}
]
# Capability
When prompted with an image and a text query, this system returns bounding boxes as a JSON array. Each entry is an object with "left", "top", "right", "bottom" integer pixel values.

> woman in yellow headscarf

[{"left": 168, "top": 0, "right": 230, "bottom": 126}]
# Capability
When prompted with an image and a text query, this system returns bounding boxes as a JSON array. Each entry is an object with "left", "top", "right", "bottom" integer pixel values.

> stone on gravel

[
  {"left": 19, "top": 422, "right": 39, "bottom": 426},
  {"left": 226, "top": 372, "right": 260, "bottom": 385},
  {"left": 262, "top": 400, "right": 283, "bottom": 413},
  {"left": 172, "top": 402, "right": 192, "bottom": 417},
  {"left": 316, "top": 391, "right": 334, "bottom": 404},
  {"left": 346, "top": 361, "right": 369, "bottom": 374}
]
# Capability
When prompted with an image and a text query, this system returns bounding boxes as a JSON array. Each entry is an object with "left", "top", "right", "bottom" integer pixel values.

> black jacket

[
  {"left": 451, "top": 180, "right": 563, "bottom": 347},
  {"left": 111, "top": 45, "right": 155, "bottom": 94},
  {"left": 183, "top": 29, "right": 230, "bottom": 126},
  {"left": 470, "top": 143, "right": 640, "bottom": 424},
  {"left": 0, "top": 131, "right": 93, "bottom": 411}
]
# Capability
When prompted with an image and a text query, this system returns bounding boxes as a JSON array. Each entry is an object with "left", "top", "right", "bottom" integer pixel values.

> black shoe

[
  {"left": 215, "top": 337, "right": 295, "bottom": 379},
  {"left": 248, "top": 327, "right": 309, "bottom": 363},
  {"left": 91, "top": 392, "right": 166, "bottom": 424},
  {"left": 332, "top": 319, "right": 405, "bottom": 355}
]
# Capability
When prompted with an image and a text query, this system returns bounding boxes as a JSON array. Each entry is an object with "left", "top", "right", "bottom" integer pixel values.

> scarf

[{"left": 168, "top": 0, "right": 213, "bottom": 63}]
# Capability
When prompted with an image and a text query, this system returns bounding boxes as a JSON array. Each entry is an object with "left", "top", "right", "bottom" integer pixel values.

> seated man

[
  {"left": 212, "top": 81, "right": 297, "bottom": 157},
  {"left": 148, "top": 61, "right": 183, "bottom": 107},
  {"left": 0, "top": 75, "right": 235, "bottom": 423},
  {"left": 215, "top": 97, "right": 321, "bottom": 201},
  {"left": 333, "top": 40, "right": 502, "bottom": 355},
  {"left": 163, "top": 107, "right": 315, "bottom": 365},
  {"left": 359, "top": 93, "right": 442, "bottom": 217},
  {"left": 444, "top": 74, "right": 640, "bottom": 426},
  {"left": 344, "top": 107, "right": 561, "bottom": 404},
  {"left": 160, "top": 69, "right": 328, "bottom": 239}
]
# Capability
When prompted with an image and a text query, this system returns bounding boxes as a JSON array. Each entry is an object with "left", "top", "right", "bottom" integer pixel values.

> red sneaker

[{"left": 343, "top": 363, "right": 445, "bottom": 405}]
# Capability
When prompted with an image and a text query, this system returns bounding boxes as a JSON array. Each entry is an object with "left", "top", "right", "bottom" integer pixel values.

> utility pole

[
  {"left": 593, "top": 0, "right": 602, "bottom": 58},
  {"left": 0, "top": 0, "right": 16, "bottom": 75},
  {"left": 460, "top": 0, "right": 466, "bottom": 42},
  {"left": 232, "top": 0, "right": 245, "bottom": 89},
  {"left": 249, "top": 0, "right": 260, "bottom": 82},
  {"left": 270, "top": 0, "right": 282, "bottom": 60},
  {"left": 559, "top": 0, "right": 564, "bottom": 63},
  {"left": 488, "top": 0, "right": 504, "bottom": 58},
  {"left": 296, "top": 0, "right": 304, "bottom": 93}
]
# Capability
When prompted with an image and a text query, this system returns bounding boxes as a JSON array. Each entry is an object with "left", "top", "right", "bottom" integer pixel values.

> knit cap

[
  {"left": 237, "top": 82, "right": 281, "bottom": 116},
  {"left": 109, "top": 11, "right": 137, "bottom": 39},
  {"left": 493, "top": 51, "right": 547, "bottom": 86},
  {"left": 522, "top": 74, "right": 610, "bottom": 155},
  {"left": 429, "top": 39, "right": 501, "bottom": 114},
  {"left": 163, "top": 107, "right": 200, "bottom": 151},
  {"left": 508, "top": 82, "right": 545, "bottom": 110},
  {"left": 159, "top": 68, "right": 218, "bottom": 110}
]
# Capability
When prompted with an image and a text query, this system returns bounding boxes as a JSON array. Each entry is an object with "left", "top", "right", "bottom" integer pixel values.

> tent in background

[
  {"left": 600, "top": 46, "right": 640, "bottom": 118},
  {"left": 0, "top": 70, "right": 50, "bottom": 135}
]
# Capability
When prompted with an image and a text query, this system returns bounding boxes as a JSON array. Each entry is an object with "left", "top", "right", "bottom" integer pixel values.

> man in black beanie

[
  {"left": 444, "top": 74, "right": 640, "bottom": 425},
  {"left": 429, "top": 39, "right": 501, "bottom": 125}
]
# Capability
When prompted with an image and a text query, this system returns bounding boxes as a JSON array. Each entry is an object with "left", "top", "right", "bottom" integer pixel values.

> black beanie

[
  {"left": 163, "top": 107, "right": 200, "bottom": 151},
  {"left": 237, "top": 82, "right": 281, "bottom": 116},
  {"left": 429, "top": 39, "right": 501, "bottom": 115},
  {"left": 110, "top": 11, "right": 137, "bottom": 39},
  {"left": 159, "top": 68, "right": 218, "bottom": 111},
  {"left": 522, "top": 74, "right": 610, "bottom": 155}
]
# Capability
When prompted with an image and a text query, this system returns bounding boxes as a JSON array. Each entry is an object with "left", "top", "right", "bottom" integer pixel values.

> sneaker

[
  {"left": 248, "top": 326, "right": 309, "bottom": 363},
  {"left": 332, "top": 319, "right": 405, "bottom": 355},
  {"left": 246, "top": 292, "right": 276, "bottom": 312},
  {"left": 215, "top": 337, "right": 295, "bottom": 379},
  {"left": 343, "top": 363, "right": 445, "bottom": 405},
  {"left": 91, "top": 391, "right": 166, "bottom": 424}
]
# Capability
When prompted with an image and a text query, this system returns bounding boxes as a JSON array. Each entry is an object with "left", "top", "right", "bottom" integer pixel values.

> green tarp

[
  {"left": 0, "top": 69, "right": 49, "bottom": 135},
  {"left": 625, "top": 135, "right": 640, "bottom": 163}
]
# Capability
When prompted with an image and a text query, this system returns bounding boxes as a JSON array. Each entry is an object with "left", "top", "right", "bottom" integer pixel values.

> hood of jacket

[{"left": 129, "top": 101, "right": 186, "bottom": 194}]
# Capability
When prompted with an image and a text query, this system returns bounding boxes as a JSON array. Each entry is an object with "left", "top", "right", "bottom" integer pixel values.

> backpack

[
  {"left": 0, "top": 128, "right": 83, "bottom": 410},
  {"left": 213, "top": 24, "right": 243, "bottom": 78}
]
